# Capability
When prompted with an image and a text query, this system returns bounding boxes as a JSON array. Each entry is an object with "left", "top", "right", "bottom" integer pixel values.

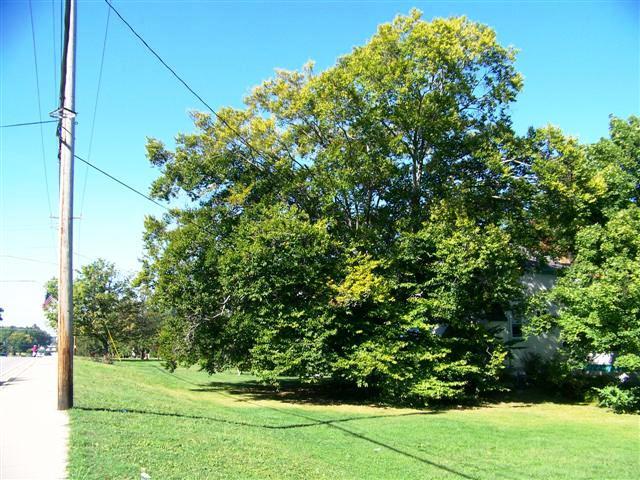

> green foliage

[
  {"left": 596, "top": 385, "right": 640, "bottom": 413},
  {"left": 522, "top": 117, "right": 640, "bottom": 407},
  {"left": 0, "top": 325, "right": 51, "bottom": 354},
  {"left": 615, "top": 354, "right": 640, "bottom": 373},
  {"left": 138, "top": 11, "right": 528, "bottom": 405},
  {"left": 364, "top": 207, "right": 523, "bottom": 404},
  {"left": 531, "top": 206, "right": 640, "bottom": 364},
  {"left": 521, "top": 353, "right": 566, "bottom": 386},
  {"left": 46, "top": 259, "right": 163, "bottom": 358},
  {"left": 526, "top": 206, "right": 640, "bottom": 405},
  {"left": 399, "top": 207, "right": 523, "bottom": 324},
  {"left": 523, "top": 116, "right": 640, "bottom": 257},
  {"left": 137, "top": 7, "right": 638, "bottom": 410},
  {"left": 330, "top": 254, "right": 393, "bottom": 308},
  {"left": 520, "top": 352, "right": 604, "bottom": 400},
  {"left": 219, "top": 205, "right": 338, "bottom": 381},
  {"left": 528, "top": 127, "right": 602, "bottom": 255}
]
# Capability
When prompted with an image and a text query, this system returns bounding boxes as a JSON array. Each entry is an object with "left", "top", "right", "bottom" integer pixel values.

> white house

[{"left": 488, "top": 261, "right": 567, "bottom": 370}]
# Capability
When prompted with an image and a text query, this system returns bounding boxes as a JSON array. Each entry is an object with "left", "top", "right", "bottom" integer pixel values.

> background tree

[
  {"left": 539, "top": 207, "right": 639, "bottom": 365},
  {"left": 0, "top": 325, "right": 51, "bottom": 355},
  {"left": 6, "top": 331, "right": 33, "bottom": 355},
  {"left": 122, "top": 298, "right": 165, "bottom": 359},
  {"left": 525, "top": 116, "right": 640, "bottom": 411},
  {"left": 46, "top": 259, "right": 162, "bottom": 358}
]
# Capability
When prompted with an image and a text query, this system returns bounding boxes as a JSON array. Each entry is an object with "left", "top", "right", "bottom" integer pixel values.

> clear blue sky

[{"left": 1, "top": 0, "right": 638, "bottom": 330}]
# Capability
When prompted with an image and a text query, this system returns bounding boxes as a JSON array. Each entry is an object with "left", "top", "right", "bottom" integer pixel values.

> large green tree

[{"left": 140, "top": 11, "right": 528, "bottom": 404}]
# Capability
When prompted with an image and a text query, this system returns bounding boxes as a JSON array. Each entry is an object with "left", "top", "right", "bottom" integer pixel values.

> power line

[
  {"left": 72, "top": 154, "right": 224, "bottom": 238},
  {"left": 103, "top": 0, "right": 308, "bottom": 176},
  {"left": 0, "top": 120, "right": 58, "bottom": 129},
  {"left": 77, "top": 5, "right": 111, "bottom": 262},
  {"left": 0, "top": 255, "right": 57, "bottom": 266},
  {"left": 64, "top": 1, "right": 308, "bottom": 245},
  {"left": 73, "top": 154, "right": 170, "bottom": 212},
  {"left": 79, "top": 6, "right": 111, "bottom": 218},
  {"left": 2, "top": 225, "right": 57, "bottom": 232},
  {"left": 51, "top": 0, "right": 58, "bottom": 104},
  {"left": 28, "top": 0, "right": 54, "bottom": 220}
]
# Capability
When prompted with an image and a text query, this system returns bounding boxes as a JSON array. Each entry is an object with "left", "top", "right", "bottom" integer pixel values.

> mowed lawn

[{"left": 69, "top": 359, "right": 639, "bottom": 480}]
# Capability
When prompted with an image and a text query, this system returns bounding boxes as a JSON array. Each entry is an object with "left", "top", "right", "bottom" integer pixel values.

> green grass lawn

[{"left": 68, "top": 359, "right": 639, "bottom": 480}]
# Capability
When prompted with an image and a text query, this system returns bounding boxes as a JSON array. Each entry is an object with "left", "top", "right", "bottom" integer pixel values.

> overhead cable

[
  {"left": 0, "top": 254, "right": 57, "bottom": 266},
  {"left": 103, "top": 0, "right": 308, "bottom": 175},
  {"left": 74, "top": 154, "right": 170, "bottom": 212},
  {"left": 73, "top": 154, "right": 220, "bottom": 237},
  {"left": 28, "top": 0, "right": 54, "bottom": 219},
  {"left": 79, "top": 5, "right": 111, "bottom": 218},
  {"left": 0, "top": 120, "right": 58, "bottom": 128}
]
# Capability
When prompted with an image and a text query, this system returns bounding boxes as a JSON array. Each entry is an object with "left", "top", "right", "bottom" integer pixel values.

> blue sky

[{"left": 1, "top": 0, "right": 638, "bottom": 330}]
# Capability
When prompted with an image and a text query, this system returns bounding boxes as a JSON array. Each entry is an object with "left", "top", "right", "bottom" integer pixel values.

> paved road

[
  {"left": 0, "top": 356, "right": 68, "bottom": 479},
  {"left": 0, "top": 357, "right": 35, "bottom": 383}
]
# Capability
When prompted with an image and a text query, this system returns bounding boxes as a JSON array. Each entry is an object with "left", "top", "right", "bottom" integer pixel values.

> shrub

[
  {"left": 596, "top": 385, "right": 640, "bottom": 413},
  {"left": 521, "top": 352, "right": 606, "bottom": 400},
  {"left": 521, "top": 352, "right": 566, "bottom": 387}
]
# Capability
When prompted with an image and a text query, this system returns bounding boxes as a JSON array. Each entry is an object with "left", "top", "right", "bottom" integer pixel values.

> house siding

[{"left": 491, "top": 271, "right": 561, "bottom": 369}]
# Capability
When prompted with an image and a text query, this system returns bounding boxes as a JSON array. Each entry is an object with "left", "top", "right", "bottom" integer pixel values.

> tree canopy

[
  {"left": 137, "top": 10, "right": 639, "bottom": 405},
  {"left": 528, "top": 117, "right": 640, "bottom": 371}
]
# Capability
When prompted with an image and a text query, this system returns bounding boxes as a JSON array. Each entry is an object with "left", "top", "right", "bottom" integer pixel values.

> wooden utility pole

[{"left": 57, "top": 0, "right": 76, "bottom": 411}]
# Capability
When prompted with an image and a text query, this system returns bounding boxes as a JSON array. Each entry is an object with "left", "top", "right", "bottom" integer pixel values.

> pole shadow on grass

[
  {"left": 90, "top": 363, "right": 537, "bottom": 479},
  {"left": 74, "top": 405, "right": 431, "bottom": 431},
  {"left": 105, "top": 365, "right": 482, "bottom": 480},
  {"left": 76, "top": 405, "right": 478, "bottom": 480}
]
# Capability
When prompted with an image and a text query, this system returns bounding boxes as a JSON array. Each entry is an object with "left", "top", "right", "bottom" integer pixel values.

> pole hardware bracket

[{"left": 49, "top": 107, "right": 77, "bottom": 119}]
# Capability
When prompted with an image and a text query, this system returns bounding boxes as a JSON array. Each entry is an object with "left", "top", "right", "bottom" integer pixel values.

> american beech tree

[{"left": 139, "top": 10, "right": 638, "bottom": 405}]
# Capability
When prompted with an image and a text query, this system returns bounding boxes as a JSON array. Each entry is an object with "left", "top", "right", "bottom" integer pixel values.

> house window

[{"left": 510, "top": 318, "right": 523, "bottom": 340}]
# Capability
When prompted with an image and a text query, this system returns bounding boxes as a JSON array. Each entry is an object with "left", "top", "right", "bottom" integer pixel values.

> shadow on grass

[
  {"left": 480, "top": 388, "right": 593, "bottom": 409},
  {"left": 83, "top": 365, "right": 568, "bottom": 479},
  {"left": 75, "top": 405, "right": 479, "bottom": 480},
  {"left": 192, "top": 378, "right": 590, "bottom": 412},
  {"left": 192, "top": 381, "right": 377, "bottom": 406},
  {"left": 74, "top": 405, "right": 431, "bottom": 430},
  {"left": 83, "top": 362, "right": 589, "bottom": 480},
  {"left": 148, "top": 365, "right": 386, "bottom": 407},
  {"left": 148, "top": 363, "right": 593, "bottom": 411},
  {"left": 137, "top": 367, "right": 491, "bottom": 479}
]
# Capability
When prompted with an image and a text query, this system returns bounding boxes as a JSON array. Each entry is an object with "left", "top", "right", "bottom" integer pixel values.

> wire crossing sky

[{"left": 0, "top": 0, "right": 638, "bottom": 330}]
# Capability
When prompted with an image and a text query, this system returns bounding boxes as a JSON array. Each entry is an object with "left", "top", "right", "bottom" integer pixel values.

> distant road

[
  {"left": 0, "top": 356, "right": 36, "bottom": 383},
  {"left": 0, "top": 357, "right": 39, "bottom": 383}
]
